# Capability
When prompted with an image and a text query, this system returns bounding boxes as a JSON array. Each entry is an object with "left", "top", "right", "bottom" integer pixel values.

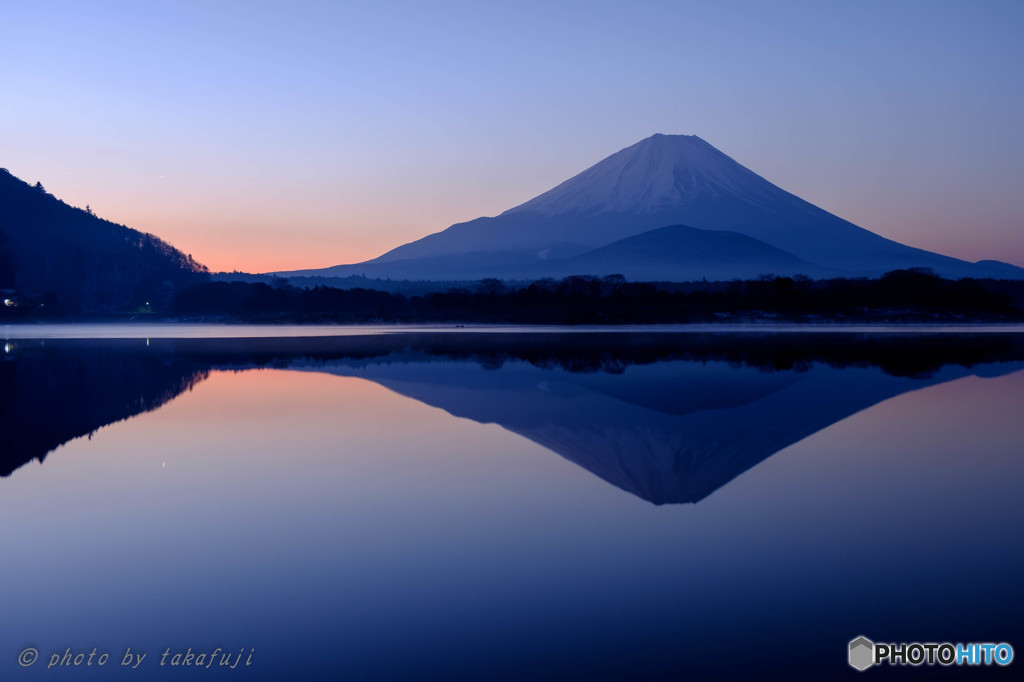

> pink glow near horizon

[{"left": 3, "top": 1, "right": 1022, "bottom": 273}]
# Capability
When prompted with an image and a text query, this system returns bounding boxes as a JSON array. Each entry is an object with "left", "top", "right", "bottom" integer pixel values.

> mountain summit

[
  {"left": 276, "top": 134, "right": 1024, "bottom": 281},
  {"left": 505, "top": 134, "right": 771, "bottom": 216}
]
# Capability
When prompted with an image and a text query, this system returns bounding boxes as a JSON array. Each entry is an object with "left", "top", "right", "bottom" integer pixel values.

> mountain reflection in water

[{"left": 3, "top": 332, "right": 1022, "bottom": 504}]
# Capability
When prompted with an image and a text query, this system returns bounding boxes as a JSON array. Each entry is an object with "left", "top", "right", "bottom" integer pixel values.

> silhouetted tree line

[{"left": 169, "top": 269, "right": 1024, "bottom": 323}]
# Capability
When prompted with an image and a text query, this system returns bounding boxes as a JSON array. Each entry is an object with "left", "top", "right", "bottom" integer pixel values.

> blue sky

[{"left": 2, "top": 0, "right": 1022, "bottom": 271}]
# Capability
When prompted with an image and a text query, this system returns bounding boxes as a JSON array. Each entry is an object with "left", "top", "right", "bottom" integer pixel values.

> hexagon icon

[{"left": 849, "top": 636, "right": 874, "bottom": 671}]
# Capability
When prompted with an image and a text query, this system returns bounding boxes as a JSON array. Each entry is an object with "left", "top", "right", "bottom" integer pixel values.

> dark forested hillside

[{"left": 0, "top": 168, "right": 208, "bottom": 312}]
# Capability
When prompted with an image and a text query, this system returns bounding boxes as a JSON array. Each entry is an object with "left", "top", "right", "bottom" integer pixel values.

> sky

[{"left": 2, "top": 0, "right": 1022, "bottom": 273}]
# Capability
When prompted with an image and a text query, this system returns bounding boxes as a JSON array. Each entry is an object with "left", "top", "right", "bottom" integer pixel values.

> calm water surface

[{"left": 1, "top": 328, "right": 1022, "bottom": 680}]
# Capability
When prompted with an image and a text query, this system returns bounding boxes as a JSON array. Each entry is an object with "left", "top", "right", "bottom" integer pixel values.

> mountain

[
  {"left": 0, "top": 168, "right": 208, "bottom": 312},
  {"left": 518, "top": 224, "right": 824, "bottom": 281},
  {"left": 275, "top": 134, "right": 1024, "bottom": 281}
]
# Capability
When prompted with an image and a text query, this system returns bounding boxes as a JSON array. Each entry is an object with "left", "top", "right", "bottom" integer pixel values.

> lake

[{"left": 2, "top": 326, "right": 1022, "bottom": 680}]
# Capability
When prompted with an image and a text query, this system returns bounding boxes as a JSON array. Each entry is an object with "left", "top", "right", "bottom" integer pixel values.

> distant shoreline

[
  {"left": 5, "top": 321, "right": 1024, "bottom": 341},
  {"left": 5, "top": 270, "right": 1024, "bottom": 326}
]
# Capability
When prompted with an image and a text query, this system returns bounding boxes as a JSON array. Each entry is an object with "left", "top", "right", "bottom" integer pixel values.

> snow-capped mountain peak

[
  {"left": 504, "top": 134, "right": 773, "bottom": 215},
  {"left": 272, "top": 133, "right": 1024, "bottom": 281}
]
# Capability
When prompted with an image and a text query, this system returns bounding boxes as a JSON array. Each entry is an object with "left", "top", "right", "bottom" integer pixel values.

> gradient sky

[{"left": 2, "top": 0, "right": 1022, "bottom": 273}]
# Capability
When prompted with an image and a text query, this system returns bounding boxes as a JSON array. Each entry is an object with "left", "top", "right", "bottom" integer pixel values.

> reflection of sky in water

[{"left": 2, "top": 364, "right": 1022, "bottom": 681}]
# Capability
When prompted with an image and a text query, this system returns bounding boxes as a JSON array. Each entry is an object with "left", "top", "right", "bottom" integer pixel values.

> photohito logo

[{"left": 848, "top": 636, "right": 1014, "bottom": 671}]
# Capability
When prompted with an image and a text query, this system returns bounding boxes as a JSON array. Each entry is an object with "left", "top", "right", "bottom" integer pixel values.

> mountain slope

[
  {"left": 0, "top": 168, "right": 208, "bottom": 312},
  {"left": 293, "top": 225, "right": 821, "bottom": 281},
  {"left": 530, "top": 224, "right": 823, "bottom": 280},
  {"left": 276, "top": 134, "right": 1024, "bottom": 281}
]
